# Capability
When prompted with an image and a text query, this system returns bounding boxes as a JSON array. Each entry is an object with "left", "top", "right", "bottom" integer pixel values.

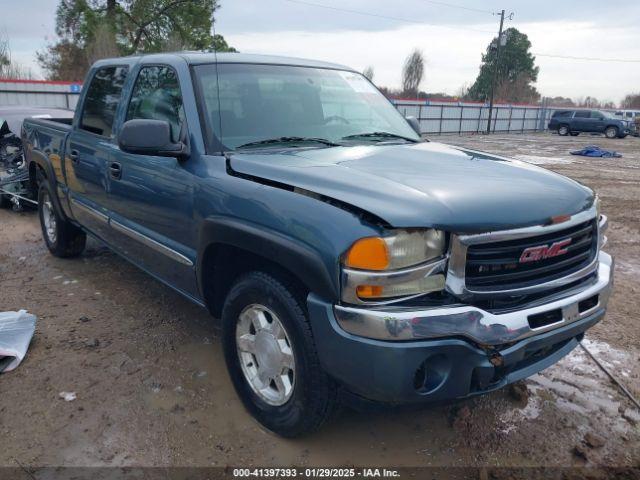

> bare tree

[
  {"left": 455, "top": 83, "right": 470, "bottom": 100},
  {"left": 495, "top": 73, "right": 540, "bottom": 104},
  {"left": 0, "top": 32, "right": 34, "bottom": 79},
  {"left": 362, "top": 66, "right": 374, "bottom": 82},
  {"left": 402, "top": 49, "right": 424, "bottom": 97},
  {"left": 621, "top": 93, "right": 640, "bottom": 109},
  {"left": 576, "top": 96, "right": 601, "bottom": 108}
]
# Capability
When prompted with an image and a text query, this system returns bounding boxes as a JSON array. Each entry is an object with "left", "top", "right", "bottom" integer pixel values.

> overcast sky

[{"left": 2, "top": 0, "right": 639, "bottom": 103}]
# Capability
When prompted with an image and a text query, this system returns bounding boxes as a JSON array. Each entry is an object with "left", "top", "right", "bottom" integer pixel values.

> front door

[
  {"left": 103, "top": 65, "right": 198, "bottom": 297},
  {"left": 589, "top": 111, "right": 606, "bottom": 133}
]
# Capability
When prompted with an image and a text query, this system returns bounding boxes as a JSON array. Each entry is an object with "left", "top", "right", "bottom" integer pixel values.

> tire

[
  {"left": 570, "top": 132, "right": 580, "bottom": 136},
  {"left": 222, "top": 271, "right": 337, "bottom": 437},
  {"left": 605, "top": 126, "right": 618, "bottom": 139},
  {"left": 558, "top": 125, "right": 570, "bottom": 136},
  {"left": 38, "top": 179, "right": 86, "bottom": 258},
  {"left": 0, "top": 194, "right": 11, "bottom": 209}
]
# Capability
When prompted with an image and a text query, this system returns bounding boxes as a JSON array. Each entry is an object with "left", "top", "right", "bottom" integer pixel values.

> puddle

[{"left": 500, "top": 339, "right": 638, "bottom": 436}]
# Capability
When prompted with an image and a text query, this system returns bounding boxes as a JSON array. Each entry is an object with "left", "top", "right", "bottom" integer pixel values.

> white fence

[
  {"left": 0, "top": 81, "right": 558, "bottom": 134},
  {"left": 0, "top": 79, "right": 82, "bottom": 110},
  {"left": 391, "top": 99, "right": 556, "bottom": 135}
]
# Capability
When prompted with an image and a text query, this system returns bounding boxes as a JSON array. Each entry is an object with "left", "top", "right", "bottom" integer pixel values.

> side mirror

[
  {"left": 405, "top": 116, "right": 421, "bottom": 135},
  {"left": 118, "top": 119, "right": 189, "bottom": 159}
]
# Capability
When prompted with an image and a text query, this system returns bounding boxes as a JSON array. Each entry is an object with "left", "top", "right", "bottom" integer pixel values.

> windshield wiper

[
  {"left": 236, "top": 136, "right": 341, "bottom": 150},
  {"left": 341, "top": 132, "right": 419, "bottom": 143}
]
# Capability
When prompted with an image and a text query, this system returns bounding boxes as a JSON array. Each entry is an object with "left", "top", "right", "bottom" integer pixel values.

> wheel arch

[
  {"left": 28, "top": 151, "right": 69, "bottom": 219},
  {"left": 197, "top": 217, "right": 339, "bottom": 317}
]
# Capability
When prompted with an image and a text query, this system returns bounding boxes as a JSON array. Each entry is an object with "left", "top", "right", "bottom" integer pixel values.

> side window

[
  {"left": 126, "top": 66, "right": 185, "bottom": 142},
  {"left": 590, "top": 111, "right": 604, "bottom": 119},
  {"left": 80, "top": 66, "right": 129, "bottom": 137},
  {"left": 574, "top": 111, "right": 590, "bottom": 118}
]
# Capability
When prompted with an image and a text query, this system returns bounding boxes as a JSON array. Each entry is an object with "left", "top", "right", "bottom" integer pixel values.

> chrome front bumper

[{"left": 334, "top": 251, "right": 613, "bottom": 346}]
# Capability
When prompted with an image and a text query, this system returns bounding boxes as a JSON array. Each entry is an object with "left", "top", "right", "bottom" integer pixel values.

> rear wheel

[
  {"left": 605, "top": 126, "right": 618, "bottom": 139},
  {"left": 38, "top": 179, "right": 86, "bottom": 257},
  {"left": 558, "top": 124, "right": 570, "bottom": 136},
  {"left": 222, "top": 271, "right": 337, "bottom": 437}
]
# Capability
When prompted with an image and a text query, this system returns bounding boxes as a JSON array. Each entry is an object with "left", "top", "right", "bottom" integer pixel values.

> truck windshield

[{"left": 194, "top": 63, "right": 421, "bottom": 150}]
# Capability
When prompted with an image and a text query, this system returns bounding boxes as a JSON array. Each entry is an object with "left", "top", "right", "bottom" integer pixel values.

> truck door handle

[
  {"left": 69, "top": 149, "right": 80, "bottom": 163},
  {"left": 109, "top": 162, "right": 122, "bottom": 180}
]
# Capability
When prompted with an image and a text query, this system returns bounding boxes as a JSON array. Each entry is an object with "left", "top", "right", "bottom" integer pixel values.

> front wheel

[
  {"left": 558, "top": 125, "right": 570, "bottom": 136},
  {"left": 222, "top": 271, "right": 337, "bottom": 437},
  {"left": 0, "top": 194, "right": 11, "bottom": 209},
  {"left": 38, "top": 179, "right": 86, "bottom": 257},
  {"left": 605, "top": 126, "right": 619, "bottom": 139}
]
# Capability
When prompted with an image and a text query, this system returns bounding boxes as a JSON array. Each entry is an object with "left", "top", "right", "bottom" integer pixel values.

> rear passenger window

[
  {"left": 80, "top": 66, "right": 128, "bottom": 137},
  {"left": 574, "top": 111, "right": 590, "bottom": 118},
  {"left": 126, "top": 66, "right": 185, "bottom": 142},
  {"left": 553, "top": 111, "right": 572, "bottom": 118}
]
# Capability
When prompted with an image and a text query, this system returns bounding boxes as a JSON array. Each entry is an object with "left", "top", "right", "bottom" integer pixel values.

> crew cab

[
  {"left": 23, "top": 53, "right": 613, "bottom": 437},
  {"left": 548, "top": 109, "right": 634, "bottom": 138}
]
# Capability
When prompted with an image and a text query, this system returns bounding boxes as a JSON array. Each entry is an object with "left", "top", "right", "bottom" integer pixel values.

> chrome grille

[{"left": 464, "top": 219, "right": 598, "bottom": 291}]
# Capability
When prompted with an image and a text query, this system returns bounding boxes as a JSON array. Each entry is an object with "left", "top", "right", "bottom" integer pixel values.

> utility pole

[{"left": 486, "top": 9, "right": 505, "bottom": 134}]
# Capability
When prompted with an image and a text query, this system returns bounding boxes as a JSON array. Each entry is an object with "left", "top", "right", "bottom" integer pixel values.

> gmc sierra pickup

[{"left": 22, "top": 53, "right": 613, "bottom": 437}]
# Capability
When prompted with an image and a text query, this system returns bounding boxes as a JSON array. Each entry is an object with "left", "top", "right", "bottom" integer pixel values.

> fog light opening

[{"left": 413, "top": 354, "right": 449, "bottom": 394}]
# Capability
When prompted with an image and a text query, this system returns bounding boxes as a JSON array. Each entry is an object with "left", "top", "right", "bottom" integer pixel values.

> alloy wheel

[
  {"left": 42, "top": 195, "right": 57, "bottom": 244},
  {"left": 236, "top": 304, "right": 295, "bottom": 406}
]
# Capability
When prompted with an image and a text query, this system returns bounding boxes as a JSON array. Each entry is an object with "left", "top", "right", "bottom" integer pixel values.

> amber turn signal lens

[
  {"left": 356, "top": 285, "right": 384, "bottom": 298},
  {"left": 345, "top": 237, "right": 389, "bottom": 270}
]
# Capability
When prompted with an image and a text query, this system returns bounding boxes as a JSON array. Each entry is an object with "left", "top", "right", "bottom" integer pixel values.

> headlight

[
  {"left": 596, "top": 197, "right": 608, "bottom": 249},
  {"left": 341, "top": 229, "right": 447, "bottom": 303},
  {"left": 344, "top": 230, "right": 445, "bottom": 271},
  {"left": 598, "top": 214, "right": 608, "bottom": 249}
]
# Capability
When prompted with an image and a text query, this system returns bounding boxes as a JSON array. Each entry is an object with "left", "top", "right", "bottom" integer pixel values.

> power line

[
  {"left": 280, "top": 0, "right": 640, "bottom": 65},
  {"left": 280, "top": 0, "right": 495, "bottom": 34},
  {"left": 534, "top": 52, "right": 640, "bottom": 63},
  {"left": 419, "top": 0, "right": 494, "bottom": 15}
]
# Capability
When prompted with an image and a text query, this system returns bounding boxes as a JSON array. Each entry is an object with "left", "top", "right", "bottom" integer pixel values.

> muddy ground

[{"left": 0, "top": 132, "right": 638, "bottom": 472}]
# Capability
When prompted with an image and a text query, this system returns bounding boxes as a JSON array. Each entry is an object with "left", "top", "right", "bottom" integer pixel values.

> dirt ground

[{"left": 0, "top": 132, "right": 639, "bottom": 472}]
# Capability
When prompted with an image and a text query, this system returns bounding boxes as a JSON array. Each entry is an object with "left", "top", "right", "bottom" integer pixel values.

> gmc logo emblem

[{"left": 519, "top": 238, "right": 572, "bottom": 263}]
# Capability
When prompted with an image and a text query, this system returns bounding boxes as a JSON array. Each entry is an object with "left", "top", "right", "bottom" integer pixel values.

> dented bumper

[
  {"left": 333, "top": 251, "right": 613, "bottom": 346},
  {"left": 307, "top": 252, "right": 613, "bottom": 403}
]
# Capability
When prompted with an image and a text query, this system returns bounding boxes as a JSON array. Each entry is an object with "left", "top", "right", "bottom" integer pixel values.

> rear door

[
  {"left": 571, "top": 110, "right": 591, "bottom": 132},
  {"left": 103, "top": 63, "right": 197, "bottom": 296},
  {"left": 65, "top": 66, "right": 128, "bottom": 239}
]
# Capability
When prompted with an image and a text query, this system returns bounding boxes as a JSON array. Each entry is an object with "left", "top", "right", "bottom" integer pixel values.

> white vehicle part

[{"left": 0, "top": 310, "right": 37, "bottom": 373}]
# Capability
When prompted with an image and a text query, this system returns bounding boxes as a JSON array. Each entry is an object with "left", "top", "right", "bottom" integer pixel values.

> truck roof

[{"left": 92, "top": 52, "right": 354, "bottom": 72}]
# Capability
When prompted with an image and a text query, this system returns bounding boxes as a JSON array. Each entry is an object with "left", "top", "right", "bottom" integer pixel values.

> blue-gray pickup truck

[{"left": 22, "top": 53, "right": 613, "bottom": 437}]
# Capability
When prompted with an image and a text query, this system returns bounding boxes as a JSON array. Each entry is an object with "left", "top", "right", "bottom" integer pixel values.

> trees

[
  {"left": 401, "top": 49, "right": 424, "bottom": 98},
  {"left": 0, "top": 33, "right": 34, "bottom": 79},
  {"left": 621, "top": 93, "right": 640, "bottom": 109},
  {"left": 468, "top": 28, "right": 540, "bottom": 104},
  {"left": 38, "top": 0, "right": 237, "bottom": 81}
]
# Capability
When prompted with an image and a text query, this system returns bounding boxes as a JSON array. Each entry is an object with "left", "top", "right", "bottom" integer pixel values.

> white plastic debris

[
  {"left": 59, "top": 392, "right": 77, "bottom": 402},
  {"left": 0, "top": 310, "right": 37, "bottom": 373}
]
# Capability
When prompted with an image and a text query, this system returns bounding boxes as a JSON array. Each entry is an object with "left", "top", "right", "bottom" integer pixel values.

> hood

[{"left": 229, "top": 142, "right": 594, "bottom": 233}]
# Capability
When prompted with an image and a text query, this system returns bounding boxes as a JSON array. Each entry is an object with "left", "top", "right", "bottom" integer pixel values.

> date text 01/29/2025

[{"left": 232, "top": 468, "right": 401, "bottom": 478}]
